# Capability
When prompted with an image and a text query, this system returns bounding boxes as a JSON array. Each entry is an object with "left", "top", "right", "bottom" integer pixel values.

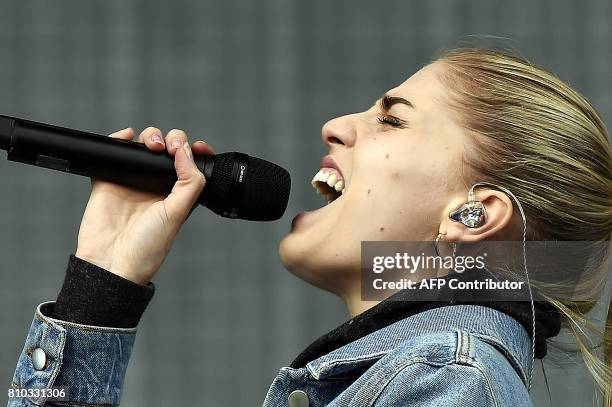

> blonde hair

[{"left": 435, "top": 48, "right": 612, "bottom": 406}]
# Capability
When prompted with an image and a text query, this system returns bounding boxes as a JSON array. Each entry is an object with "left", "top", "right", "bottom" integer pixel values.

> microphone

[{"left": 0, "top": 115, "right": 291, "bottom": 221}]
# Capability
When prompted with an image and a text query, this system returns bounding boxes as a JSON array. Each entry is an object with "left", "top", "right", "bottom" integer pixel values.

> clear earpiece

[{"left": 449, "top": 201, "right": 486, "bottom": 228}]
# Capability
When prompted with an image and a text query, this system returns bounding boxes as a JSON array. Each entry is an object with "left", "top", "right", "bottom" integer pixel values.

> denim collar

[
  {"left": 291, "top": 269, "right": 560, "bottom": 373},
  {"left": 302, "top": 305, "right": 534, "bottom": 386}
]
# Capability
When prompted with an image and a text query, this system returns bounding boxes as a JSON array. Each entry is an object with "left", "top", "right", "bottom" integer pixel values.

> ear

[{"left": 440, "top": 189, "right": 514, "bottom": 243}]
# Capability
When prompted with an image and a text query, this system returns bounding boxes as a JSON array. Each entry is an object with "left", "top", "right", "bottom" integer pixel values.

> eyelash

[{"left": 377, "top": 115, "right": 407, "bottom": 129}]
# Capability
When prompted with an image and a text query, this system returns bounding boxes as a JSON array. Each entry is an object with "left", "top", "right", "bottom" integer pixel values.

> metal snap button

[
  {"left": 288, "top": 390, "right": 309, "bottom": 407},
  {"left": 31, "top": 348, "right": 47, "bottom": 371}
]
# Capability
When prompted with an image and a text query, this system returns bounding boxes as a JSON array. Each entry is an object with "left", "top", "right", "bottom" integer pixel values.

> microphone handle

[{"left": 0, "top": 115, "right": 214, "bottom": 204}]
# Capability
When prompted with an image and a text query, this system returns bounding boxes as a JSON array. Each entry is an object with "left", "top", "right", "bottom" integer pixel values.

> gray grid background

[{"left": 0, "top": 0, "right": 610, "bottom": 406}]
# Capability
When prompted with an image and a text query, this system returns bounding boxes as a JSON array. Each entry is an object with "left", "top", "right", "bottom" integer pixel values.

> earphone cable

[{"left": 470, "top": 182, "right": 536, "bottom": 390}]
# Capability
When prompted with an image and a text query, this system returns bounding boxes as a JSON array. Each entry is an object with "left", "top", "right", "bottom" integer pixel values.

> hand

[{"left": 75, "top": 127, "right": 214, "bottom": 284}]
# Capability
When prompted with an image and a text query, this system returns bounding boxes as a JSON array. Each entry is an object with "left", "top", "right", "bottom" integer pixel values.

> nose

[{"left": 321, "top": 114, "right": 358, "bottom": 150}]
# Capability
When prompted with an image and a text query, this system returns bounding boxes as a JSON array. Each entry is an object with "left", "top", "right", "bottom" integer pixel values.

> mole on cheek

[
  {"left": 367, "top": 189, "right": 371, "bottom": 195},
  {"left": 379, "top": 227, "right": 385, "bottom": 232},
  {"left": 385, "top": 153, "right": 389, "bottom": 159}
]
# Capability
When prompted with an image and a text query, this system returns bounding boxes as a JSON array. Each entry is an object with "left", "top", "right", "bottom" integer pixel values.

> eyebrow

[{"left": 379, "top": 94, "right": 414, "bottom": 111}]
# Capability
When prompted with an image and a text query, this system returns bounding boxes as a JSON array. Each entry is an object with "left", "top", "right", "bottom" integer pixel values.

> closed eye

[{"left": 377, "top": 115, "right": 408, "bottom": 129}]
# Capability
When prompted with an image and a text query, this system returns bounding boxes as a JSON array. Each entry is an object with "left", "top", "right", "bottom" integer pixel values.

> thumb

[{"left": 163, "top": 142, "right": 206, "bottom": 223}]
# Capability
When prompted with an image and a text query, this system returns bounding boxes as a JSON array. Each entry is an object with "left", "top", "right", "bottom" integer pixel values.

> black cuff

[{"left": 52, "top": 255, "right": 155, "bottom": 328}]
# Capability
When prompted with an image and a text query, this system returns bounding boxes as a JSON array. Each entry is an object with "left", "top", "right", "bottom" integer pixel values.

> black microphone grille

[{"left": 204, "top": 152, "right": 291, "bottom": 221}]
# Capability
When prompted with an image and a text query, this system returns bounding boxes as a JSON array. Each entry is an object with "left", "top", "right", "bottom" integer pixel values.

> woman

[{"left": 9, "top": 48, "right": 612, "bottom": 406}]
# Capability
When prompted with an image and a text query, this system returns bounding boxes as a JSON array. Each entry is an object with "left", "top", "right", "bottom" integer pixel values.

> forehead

[
  {"left": 384, "top": 63, "right": 449, "bottom": 114},
  {"left": 383, "top": 62, "right": 466, "bottom": 147}
]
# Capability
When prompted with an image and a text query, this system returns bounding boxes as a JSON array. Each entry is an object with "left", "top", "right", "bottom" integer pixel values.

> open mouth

[{"left": 311, "top": 168, "right": 345, "bottom": 204}]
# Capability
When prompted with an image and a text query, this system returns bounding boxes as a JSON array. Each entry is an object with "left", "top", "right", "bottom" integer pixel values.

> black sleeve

[{"left": 51, "top": 255, "right": 155, "bottom": 328}]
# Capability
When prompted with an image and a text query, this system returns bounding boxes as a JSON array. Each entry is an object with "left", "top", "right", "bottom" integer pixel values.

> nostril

[{"left": 328, "top": 136, "right": 343, "bottom": 145}]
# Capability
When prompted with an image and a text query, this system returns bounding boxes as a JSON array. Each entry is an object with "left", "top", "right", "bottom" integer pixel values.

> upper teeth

[{"left": 311, "top": 169, "right": 345, "bottom": 202}]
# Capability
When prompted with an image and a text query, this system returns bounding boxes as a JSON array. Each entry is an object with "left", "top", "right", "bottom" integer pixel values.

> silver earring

[
  {"left": 434, "top": 231, "right": 456, "bottom": 257},
  {"left": 434, "top": 232, "right": 446, "bottom": 256}
]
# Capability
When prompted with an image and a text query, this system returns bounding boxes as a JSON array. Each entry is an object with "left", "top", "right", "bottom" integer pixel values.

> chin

[
  {"left": 278, "top": 230, "right": 313, "bottom": 277},
  {"left": 278, "top": 231, "right": 329, "bottom": 291},
  {"left": 278, "top": 227, "right": 361, "bottom": 296}
]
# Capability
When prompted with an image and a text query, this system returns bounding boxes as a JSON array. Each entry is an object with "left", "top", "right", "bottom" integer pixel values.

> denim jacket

[{"left": 10, "top": 302, "right": 533, "bottom": 406}]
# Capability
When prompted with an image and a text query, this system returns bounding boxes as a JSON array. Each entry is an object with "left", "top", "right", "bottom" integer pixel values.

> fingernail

[
  {"left": 151, "top": 133, "right": 163, "bottom": 145},
  {"left": 183, "top": 142, "right": 193, "bottom": 160},
  {"left": 171, "top": 139, "right": 183, "bottom": 149}
]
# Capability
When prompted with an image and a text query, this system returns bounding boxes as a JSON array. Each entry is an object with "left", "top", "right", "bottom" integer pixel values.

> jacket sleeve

[
  {"left": 9, "top": 256, "right": 154, "bottom": 407},
  {"left": 372, "top": 361, "right": 507, "bottom": 407},
  {"left": 9, "top": 302, "right": 137, "bottom": 407}
]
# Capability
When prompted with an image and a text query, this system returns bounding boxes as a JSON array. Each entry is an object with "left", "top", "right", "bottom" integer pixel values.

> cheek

[{"left": 347, "top": 138, "right": 453, "bottom": 239}]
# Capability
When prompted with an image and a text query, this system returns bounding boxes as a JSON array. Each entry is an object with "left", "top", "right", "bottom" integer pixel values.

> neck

[
  {"left": 338, "top": 268, "right": 441, "bottom": 317},
  {"left": 340, "top": 284, "right": 382, "bottom": 317}
]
